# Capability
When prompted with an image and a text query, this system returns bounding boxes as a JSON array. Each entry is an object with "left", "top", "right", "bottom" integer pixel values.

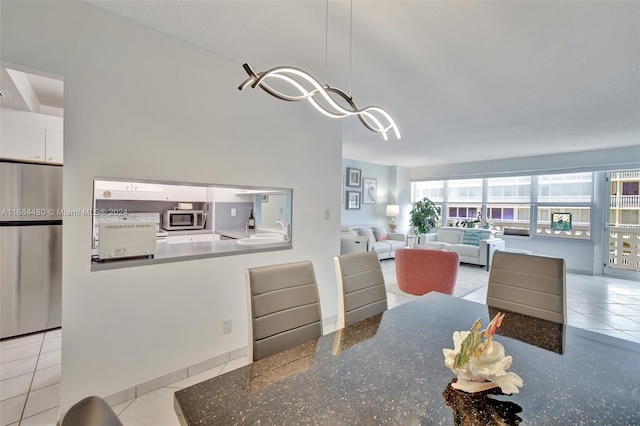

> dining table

[{"left": 174, "top": 292, "right": 640, "bottom": 425}]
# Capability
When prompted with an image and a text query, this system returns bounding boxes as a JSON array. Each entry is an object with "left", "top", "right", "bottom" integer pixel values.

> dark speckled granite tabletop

[{"left": 174, "top": 292, "right": 640, "bottom": 425}]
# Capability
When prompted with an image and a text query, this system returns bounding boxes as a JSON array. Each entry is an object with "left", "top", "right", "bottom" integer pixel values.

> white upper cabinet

[
  {"left": 130, "top": 182, "right": 164, "bottom": 192},
  {"left": 45, "top": 129, "right": 63, "bottom": 163},
  {"left": 0, "top": 108, "right": 63, "bottom": 164},
  {"left": 93, "top": 181, "right": 207, "bottom": 201},
  {"left": 163, "top": 184, "right": 207, "bottom": 202},
  {"left": 94, "top": 180, "right": 165, "bottom": 200},
  {"left": 0, "top": 123, "right": 46, "bottom": 162},
  {"left": 94, "top": 180, "right": 164, "bottom": 192},
  {"left": 94, "top": 180, "right": 132, "bottom": 191}
]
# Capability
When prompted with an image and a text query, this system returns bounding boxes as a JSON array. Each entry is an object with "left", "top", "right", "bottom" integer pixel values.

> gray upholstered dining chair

[
  {"left": 333, "top": 251, "right": 388, "bottom": 329},
  {"left": 245, "top": 260, "right": 322, "bottom": 362},
  {"left": 60, "top": 396, "right": 122, "bottom": 426},
  {"left": 486, "top": 250, "right": 567, "bottom": 323}
]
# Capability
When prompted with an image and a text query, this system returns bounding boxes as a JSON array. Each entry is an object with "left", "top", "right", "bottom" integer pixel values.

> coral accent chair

[{"left": 395, "top": 248, "right": 460, "bottom": 296}]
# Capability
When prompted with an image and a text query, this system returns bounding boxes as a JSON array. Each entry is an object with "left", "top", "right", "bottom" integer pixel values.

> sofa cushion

[
  {"left": 371, "top": 242, "right": 391, "bottom": 254},
  {"left": 437, "top": 229, "right": 463, "bottom": 244},
  {"left": 413, "top": 243, "right": 444, "bottom": 251},
  {"left": 454, "top": 244, "right": 481, "bottom": 257},
  {"left": 386, "top": 240, "right": 407, "bottom": 250},
  {"left": 461, "top": 230, "right": 483, "bottom": 246},
  {"left": 373, "top": 226, "right": 388, "bottom": 241},
  {"left": 415, "top": 242, "right": 445, "bottom": 250}
]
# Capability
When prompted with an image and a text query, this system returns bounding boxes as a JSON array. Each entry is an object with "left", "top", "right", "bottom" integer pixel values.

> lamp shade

[{"left": 386, "top": 204, "right": 400, "bottom": 217}]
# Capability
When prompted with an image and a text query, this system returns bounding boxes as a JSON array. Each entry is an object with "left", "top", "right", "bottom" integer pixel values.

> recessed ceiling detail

[{"left": 0, "top": 66, "right": 63, "bottom": 117}]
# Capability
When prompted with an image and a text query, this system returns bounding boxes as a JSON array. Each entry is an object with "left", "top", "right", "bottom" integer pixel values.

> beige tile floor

[
  {"left": 1, "top": 265, "right": 638, "bottom": 426},
  {"left": 1, "top": 329, "right": 61, "bottom": 426}
]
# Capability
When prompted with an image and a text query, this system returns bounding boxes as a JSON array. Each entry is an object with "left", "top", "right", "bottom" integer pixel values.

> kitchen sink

[
  {"left": 251, "top": 233, "right": 286, "bottom": 239},
  {"left": 236, "top": 237, "right": 287, "bottom": 246}
]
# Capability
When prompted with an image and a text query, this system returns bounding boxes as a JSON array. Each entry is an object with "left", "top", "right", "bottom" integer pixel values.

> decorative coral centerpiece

[{"left": 443, "top": 313, "right": 523, "bottom": 394}]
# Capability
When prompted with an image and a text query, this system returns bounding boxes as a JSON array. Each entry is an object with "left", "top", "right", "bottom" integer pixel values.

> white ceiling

[{"left": 25, "top": 1, "right": 640, "bottom": 167}]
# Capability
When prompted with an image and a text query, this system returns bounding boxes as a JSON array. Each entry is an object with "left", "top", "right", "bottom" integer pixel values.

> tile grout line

[
  {"left": 16, "top": 332, "right": 44, "bottom": 425},
  {"left": 18, "top": 333, "right": 63, "bottom": 424}
]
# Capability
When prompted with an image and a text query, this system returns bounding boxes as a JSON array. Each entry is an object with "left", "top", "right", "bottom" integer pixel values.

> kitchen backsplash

[{"left": 214, "top": 202, "right": 254, "bottom": 230}]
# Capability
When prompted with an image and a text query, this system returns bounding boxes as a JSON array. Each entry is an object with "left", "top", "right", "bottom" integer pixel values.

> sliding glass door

[{"left": 604, "top": 170, "right": 640, "bottom": 277}]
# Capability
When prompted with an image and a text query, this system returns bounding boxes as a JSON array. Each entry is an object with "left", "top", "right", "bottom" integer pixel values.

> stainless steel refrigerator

[{"left": 1, "top": 161, "right": 62, "bottom": 339}]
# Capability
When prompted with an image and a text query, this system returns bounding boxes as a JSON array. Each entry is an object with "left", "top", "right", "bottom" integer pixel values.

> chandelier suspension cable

[
  {"left": 324, "top": 0, "right": 329, "bottom": 86},
  {"left": 349, "top": 0, "right": 353, "bottom": 97}
]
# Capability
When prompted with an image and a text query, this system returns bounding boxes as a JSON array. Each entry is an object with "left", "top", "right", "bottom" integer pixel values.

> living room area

[
  {"left": 339, "top": 157, "right": 640, "bottom": 345},
  {"left": 340, "top": 158, "right": 639, "bottom": 275}
]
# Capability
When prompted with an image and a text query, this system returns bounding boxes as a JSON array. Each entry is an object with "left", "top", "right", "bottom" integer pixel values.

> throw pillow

[
  {"left": 373, "top": 226, "right": 388, "bottom": 241},
  {"left": 358, "top": 227, "right": 376, "bottom": 247},
  {"left": 461, "top": 230, "right": 482, "bottom": 246}
]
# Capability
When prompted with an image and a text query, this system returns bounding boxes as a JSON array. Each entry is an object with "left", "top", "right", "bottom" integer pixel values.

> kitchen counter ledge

[
  {"left": 215, "top": 227, "right": 285, "bottom": 240},
  {"left": 91, "top": 238, "right": 292, "bottom": 271}
]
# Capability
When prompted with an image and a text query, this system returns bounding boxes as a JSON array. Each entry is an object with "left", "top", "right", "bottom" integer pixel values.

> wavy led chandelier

[{"left": 238, "top": 63, "right": 401, "bottom": 140}]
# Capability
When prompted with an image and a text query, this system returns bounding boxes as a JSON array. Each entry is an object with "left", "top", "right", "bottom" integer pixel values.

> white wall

[
  {"left": 501, "top": 237, "right": 596, "bottom": 275},
  {"left": 1, "top": 1, "right": 342, "bottom": 411},
  {"left": 341, "top": 158, "right": 395, "bottom": 226}
]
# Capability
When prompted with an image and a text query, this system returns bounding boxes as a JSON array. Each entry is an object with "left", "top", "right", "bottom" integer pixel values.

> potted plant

[
  {"left": 409, "top": 197, "right": 440, "bottom": 242},
  {"left": 482, "top": 218, "right": 494, "bottom": 229},
  {"left": 460, "top": 219, "right": 478, "bottom": 228}
]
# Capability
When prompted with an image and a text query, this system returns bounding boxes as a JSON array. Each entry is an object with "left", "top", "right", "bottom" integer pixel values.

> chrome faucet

[{"left": 276, "top": 219, "right": 290, "bottom": 240}]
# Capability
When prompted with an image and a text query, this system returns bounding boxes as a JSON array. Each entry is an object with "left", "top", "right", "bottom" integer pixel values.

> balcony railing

[
  {"left": 538, "top": 173, "right": 592, "bottom": 183},
  {"left": 486, "top": 196, "right": 531, "bottom": 203},
  {"left": 489, "top": 220, "right": 590, "bottom": 240},
  {"left": 537, "top": 195, "right": 591, "bottom": 203},
  {"left": 610, "top": 195, "right": 640, "bottom": 208},
  {"left": 611, "top": 171, "right": 640, "bottom": 180},
  {"left": 608, "top": 227, "right": 640, "bottom": 272}
]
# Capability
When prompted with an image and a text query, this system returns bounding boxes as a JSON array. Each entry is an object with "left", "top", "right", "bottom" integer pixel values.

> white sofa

[
  {"left": 340, "top": 225, "right": 407, "bottom": 260},
  {"left": 419, "top": 227, "right": 505, "bottom": 269}
]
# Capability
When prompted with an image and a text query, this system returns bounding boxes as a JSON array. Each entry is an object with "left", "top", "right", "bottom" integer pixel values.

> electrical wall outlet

[{"left": 223, "top": 319, "right": 232, "bottom": 334}]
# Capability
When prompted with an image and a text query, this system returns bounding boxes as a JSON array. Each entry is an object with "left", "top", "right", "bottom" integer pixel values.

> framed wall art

[
  {"left": 346, "top": 167, "right": 362, "bottom": 187},
  {"left": 346, "top": 191, "right": 361, "bottom": 210},
  {"left": 363, "top": 177, "right": 377, "bottom": 204}
]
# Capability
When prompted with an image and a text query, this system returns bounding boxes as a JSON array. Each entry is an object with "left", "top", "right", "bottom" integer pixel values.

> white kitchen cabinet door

[
  {"left": 94, "top": 180, "right": 132, "bottom": 191},
  {"left": 131, "top": 182, "right": 164, "bottom": 192},
  {"left": 94, "top": 180, "right": 164, "bottom": 192},
  {"left": 45, "top": 129, "right": 64, "bottom": 163},
  {"left": 163, "top": 184, "right": 207, "bottom": 201},
  {"left": 166, "top": 233, "right": 213, "bottom": 244},
  {"left": 0, "top": 123, "right": 46, "bottom": 162}
]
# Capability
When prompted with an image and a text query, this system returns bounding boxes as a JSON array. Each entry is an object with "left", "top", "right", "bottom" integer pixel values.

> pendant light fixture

[{"left": 238, "top": 2, "right": 400, "bottom": 140}]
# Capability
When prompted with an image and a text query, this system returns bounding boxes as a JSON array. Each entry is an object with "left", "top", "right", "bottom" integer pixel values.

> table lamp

[{"left": 386, "top": 204, "right": 400, "bottom": 232}]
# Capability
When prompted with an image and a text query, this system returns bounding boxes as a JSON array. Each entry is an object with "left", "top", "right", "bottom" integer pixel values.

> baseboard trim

[{"left": 103, "top": 346, "right": 248, "bottom": 407}]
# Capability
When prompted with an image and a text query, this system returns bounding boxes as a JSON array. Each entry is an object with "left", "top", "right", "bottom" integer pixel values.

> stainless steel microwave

[{"left": 163, "top": 210, "right": 204, "bottom": 230}]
